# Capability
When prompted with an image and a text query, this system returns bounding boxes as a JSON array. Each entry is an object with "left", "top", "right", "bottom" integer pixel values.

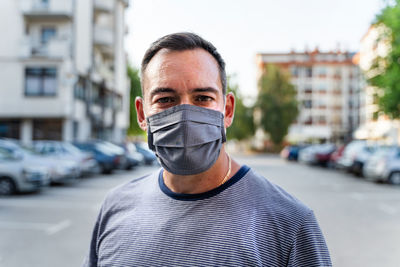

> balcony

[
  {"left": 20, "top": 0, "right": 73, "bottom": 21},
  {"left": 94, "top": 25, "right": 114, "bottom": 56},
  {"left": 94, "top": 0, "right": 114, "bottom": 13},
  {"left": 21, "top": 37, "right": 71, "bottom": 59}
]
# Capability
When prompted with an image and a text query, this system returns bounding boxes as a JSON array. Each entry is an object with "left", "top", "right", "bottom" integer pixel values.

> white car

[
  {"left": 363, "top": 146, "right": 400, "bottom": 185},
  {"left": 0, "top": 147, "right": 50, "bottom": 195},
  {"left": 33, "top": 141, "right": 99, "bottom": 177},
  {"left": 1, "top": 140, "right": 80, "bottom": 184}
]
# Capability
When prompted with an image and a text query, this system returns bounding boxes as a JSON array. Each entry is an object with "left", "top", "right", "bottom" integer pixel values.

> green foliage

[
  {"left": 368, "top": 0, "right": 400, "bottom": 118},
  {"left": 127, "top": 65, "right": 144, "bottom": 136},
  {"left": 256, "top": 64, "right": 298, "bottom": 146},
  {"left": 226, "top": 77, "right": 255, "bottom": 141}
]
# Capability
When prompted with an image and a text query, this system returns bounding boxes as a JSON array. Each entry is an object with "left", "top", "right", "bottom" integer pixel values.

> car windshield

[
  {"left": 62, "top": 143, "right": 83, "bottom": 155},
  {"left": 0, "top": 141, "right": 28, "bottom": 158},
  {"left": 372, "top": 146, "right": 398, "bottom": 158},
  {"left": 95, "top": 143, "right": 117, "bottom": 156},
  {"left": 101, "top": 142, "right": 124, "bottom": 153},
  {"left": 0, "top": 147, "right": 14, "bottom": 160},
  {"left": 20, "top": 145, "right": 41, "bottom": 155}
]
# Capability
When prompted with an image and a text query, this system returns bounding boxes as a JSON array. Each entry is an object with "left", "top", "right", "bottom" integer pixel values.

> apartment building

[
  {"left": 256, "top": 49, "right": 361, "bottom": 142},
  {"left": 0, "top": 0, "right": 130, "bottom": 144},
  {"left": 355, "top": 25, "right": 399, "bottom": 144}
]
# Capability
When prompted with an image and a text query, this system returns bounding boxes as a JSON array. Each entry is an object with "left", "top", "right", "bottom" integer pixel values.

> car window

[
  {"left": 94, "top": 143, "right": 116, "bottom": 156},
  {"left": 62, "top": 143, "right": 82, "bottom": 155},
  {"left": 42, "top": 143, "right": 58, "bottom": 154},
  {"left": 0, "top": 147, "right": 14, "bottom": 160}
]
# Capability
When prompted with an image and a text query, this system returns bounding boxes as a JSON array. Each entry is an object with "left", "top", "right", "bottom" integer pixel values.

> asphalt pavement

[{"left": 0, "top": 154, "right": 399, "bottom": 267}]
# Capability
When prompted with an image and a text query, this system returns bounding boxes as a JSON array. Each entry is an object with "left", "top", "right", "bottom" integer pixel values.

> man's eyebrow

[
  {"left": 190, "top": 87, "right": 219, "bottom": 94},
  {"left": 149, "top": 87, "right": 176, "bottom": 98}
]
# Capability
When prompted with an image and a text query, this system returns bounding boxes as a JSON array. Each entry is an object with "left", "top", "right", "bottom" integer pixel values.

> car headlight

[
  {"left": 22, "top": 168, "right": 46, "bottom": 181},
  {"left": 55, "top": 165, "right": 70, "bottom": 176}
]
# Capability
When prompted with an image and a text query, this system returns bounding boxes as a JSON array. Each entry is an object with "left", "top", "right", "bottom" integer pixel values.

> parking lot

[{"left": 1, "top": 154, "right": 400, "bottom": 267}]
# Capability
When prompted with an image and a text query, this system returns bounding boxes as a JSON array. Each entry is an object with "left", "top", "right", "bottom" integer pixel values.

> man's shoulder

[
  {"left": 244, "top": 168, "right": 312, "bottom": 220},
  {"left": 101, "top": 169, "right": 160, "bottom": 209}
]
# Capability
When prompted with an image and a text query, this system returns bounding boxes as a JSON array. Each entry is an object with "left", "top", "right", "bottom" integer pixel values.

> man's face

[{"left": 136, "top": 48, "right": 234, "bottom": 130}]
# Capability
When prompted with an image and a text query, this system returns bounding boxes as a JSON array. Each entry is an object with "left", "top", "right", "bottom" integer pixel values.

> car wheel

[
  {"left": 388, "top": 172, "right": 400, "bottom": 185},
  {"left": 102, "top": 167, "right": 112, "bottom": 174},
  {"left": 0, "top": 177, "right": 16, "bottom": 196}
]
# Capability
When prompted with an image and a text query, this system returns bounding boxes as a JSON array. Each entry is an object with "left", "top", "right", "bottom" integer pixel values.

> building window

[
  {"left": 36, "top": 0, "right": 49, "bottom": 9},
  {"left": 73, "top": 121, "right": 79, "bottom": 140},
  {"left": 303, "top": 100, "right": 312, "bottom": 109},
  {"left": 41, "top": 27, "right": 56, "bottom": 44},
  {"left": 92, "top": 84, "right": 101, "bottom": 105},
  {"left": 74, "top": 78, "right": 86, "bottom": 100},
  {"left": 0, "top": 120, "right": 20, "bottom": 139},
  {"left": 114, "top": 94, "right": 123, "bottom": 111},
  {"left": 33, "top": 119, "right": 62, "bottom": 140},
  {"left": 317, "top": 67, "right": 327, "bottom": 77},
  {"left": 25, "top": 67, "right": 57, "bottom": 96},
  {"left": 290, "top": 66, "right": 298, "bottom": 77},
  {"left": 105, "top": 91, "right": 113, "bottom": 108},
  {"left": 306, "top": 67, "right": 313, "bottom": 78}
]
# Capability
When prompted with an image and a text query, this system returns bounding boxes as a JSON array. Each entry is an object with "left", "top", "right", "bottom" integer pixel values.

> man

[{"left": 83, "top": 32, "right": 332, "bottom": 267}]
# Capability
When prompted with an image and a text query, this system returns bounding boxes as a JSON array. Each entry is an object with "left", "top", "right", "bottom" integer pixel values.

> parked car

[
  {"left": 32, "top": 141, "right": 98, "bottom": 176},
  {"left": 298, "top": 145, "right": 320, "bottom": 165},
  {"left": 363, "top": 146, "right": 400, "bottom": 185},
  {"left": 74, "top": 141, "right": 123, "bottom": 174},
  {"left": 329, "top": 145, "right": 346, "bottom": 168},
  {"left": 0, "top": 139, "right": 78, "bottom": 184},
  {"left": 314, "top": 143, "right": 337, "bottom": 167},
  {"left": 280, "top": 145, "right": 308, "bottom": 161},
  {"left": 99, "top": 141, "right": 129, "bottom": 169},
  {"left": 118, "top": 142, "right": 144, "bottom": 169},
  {"left": 134, "top": 142, "right": 157, "bottom": 165},
  {"left": 0, "top": 146, "right": 49, "bottom": 195},
  {"left": 336, "top": 140, "right": 376, "bottom": 175}
]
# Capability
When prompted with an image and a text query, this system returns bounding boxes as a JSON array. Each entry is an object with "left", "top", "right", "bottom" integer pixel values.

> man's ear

[
  {"left": 135, "top": 97, "right": 147, "bottom": 131},
  {"left": 224, "top": 92, "right": 235, "bottom": 128}
]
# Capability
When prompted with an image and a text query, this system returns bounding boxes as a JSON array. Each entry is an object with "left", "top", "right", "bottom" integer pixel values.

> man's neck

[{"left": 162, "top": 147, "right": 240, "bottom": 194}]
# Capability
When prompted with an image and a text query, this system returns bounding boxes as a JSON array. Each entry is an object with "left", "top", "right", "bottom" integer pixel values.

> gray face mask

[{"left": 147, "top": 104, "right": 226, "bottom": 175}]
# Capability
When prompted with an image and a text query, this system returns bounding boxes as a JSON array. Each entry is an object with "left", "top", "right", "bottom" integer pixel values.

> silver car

[
  {"left": 0, "top": 147, "right": 50, "bottom": 195},
  {"left": 0, "top": 140, "right": 79, "bottom": 184},
  {"left": 33, "top": 141, "right": 99, "bottom": 176},
  {"left": 363, "top": 146, "right": 400, "bottom": 185}
]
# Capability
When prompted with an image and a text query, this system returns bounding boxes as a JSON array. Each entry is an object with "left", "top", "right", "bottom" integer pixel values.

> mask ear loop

[
  {"left": 221, "top": 98, "right": 227, "bottom": 143},
  {"left": 147, "top": 120, "right": 155, "bottom": 151},
  {"left": 221, "top": 115, "right": 226, "bottom": 143}
]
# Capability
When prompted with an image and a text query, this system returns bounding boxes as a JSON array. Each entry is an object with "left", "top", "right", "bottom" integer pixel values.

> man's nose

[{"left": 179, "top": 95, "right": 193, "bottom": 105}]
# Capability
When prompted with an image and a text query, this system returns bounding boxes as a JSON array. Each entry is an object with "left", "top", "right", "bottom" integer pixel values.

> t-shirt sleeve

[
  {"left": 82, "top": 208, "right": 103, "bottom": 267},
  {"left": 287, "top": 211, "right": 332, "bottom": 267}
]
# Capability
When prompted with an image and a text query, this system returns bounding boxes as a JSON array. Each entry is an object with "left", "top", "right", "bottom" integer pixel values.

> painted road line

[
  {"left": 45, "top": 220, "right": 71, "bottom": 235},
  {"left": 0, "top": 220, "right": 71, "bottom": 235},
  {"left": 378, "top": 204, "right": 398, "bottom": 216}
]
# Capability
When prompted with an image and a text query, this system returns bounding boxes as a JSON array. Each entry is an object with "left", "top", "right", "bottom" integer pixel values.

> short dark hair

[{"left": 141, "top": 32, "right": 227, "bottom": 95}]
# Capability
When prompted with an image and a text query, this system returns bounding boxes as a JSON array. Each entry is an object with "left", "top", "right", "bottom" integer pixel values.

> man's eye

[
  {"left": 196, "top": 95, "right": 213, "bottom": 102},
  {"left": 157, "top": 97, "right": 175, "bottom": 104}
]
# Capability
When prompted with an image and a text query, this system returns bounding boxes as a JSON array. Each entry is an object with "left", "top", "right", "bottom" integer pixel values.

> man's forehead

[
  {"left": 147, "top": 48, "right": 218, "bottom": 70},
  {"left": 142, "top": 48, "right": 222, "bottom": 95}
]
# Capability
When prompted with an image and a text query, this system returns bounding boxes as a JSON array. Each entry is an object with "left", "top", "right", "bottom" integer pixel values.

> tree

[
  {"left": 256, "top": 64, "right": 298, "bottom": 147},
  {"left": 368, "top": 0, "right": 400, "bottom": 118},
  {"left": 226, "top": 76, "right": 255, "bottom": 141},
  {"left": 127, "top": 65, "right": 144, "bottom": 136}
]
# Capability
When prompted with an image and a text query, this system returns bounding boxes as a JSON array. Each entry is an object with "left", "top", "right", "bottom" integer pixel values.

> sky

[{"left": 125, "top": 0, "right": 385, "bottom": 99}]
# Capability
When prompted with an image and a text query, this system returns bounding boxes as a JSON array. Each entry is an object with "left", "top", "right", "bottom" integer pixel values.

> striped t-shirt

[{"left": 83, "top": 166, "right": 332, "bottom": 267}]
